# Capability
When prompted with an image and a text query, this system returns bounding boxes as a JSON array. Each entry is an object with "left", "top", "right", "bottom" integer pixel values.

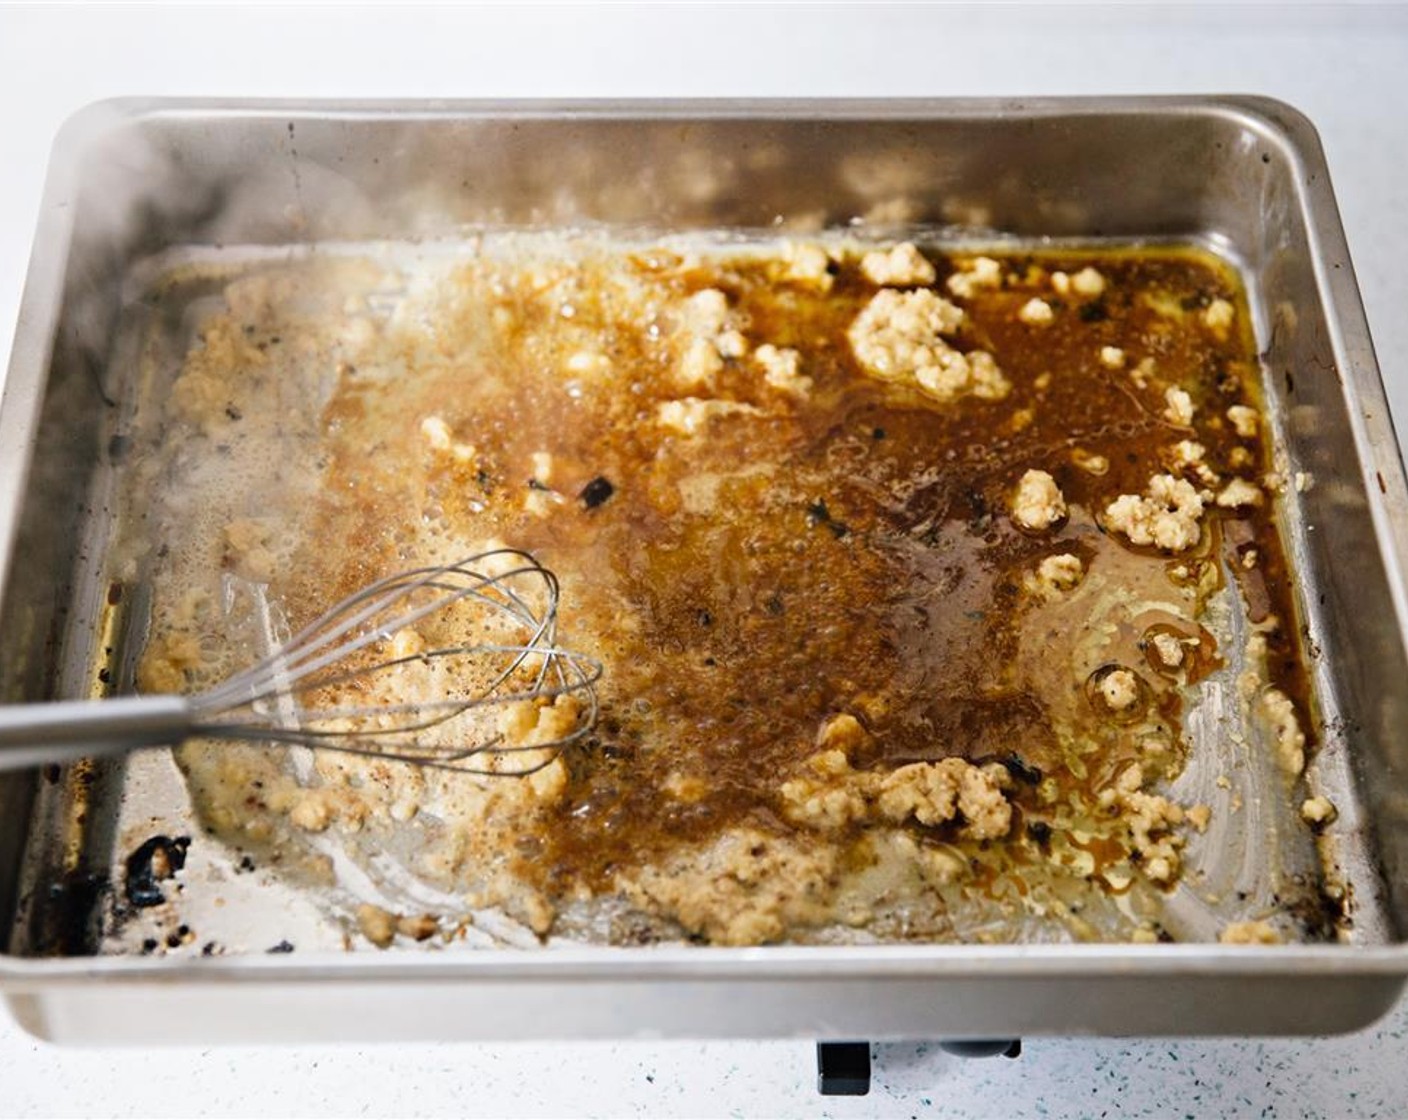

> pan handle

[{"left": 0, "top": 694, "right": 193, "bottom": 769}]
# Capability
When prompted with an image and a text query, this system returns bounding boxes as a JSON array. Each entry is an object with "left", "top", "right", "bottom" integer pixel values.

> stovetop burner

[{"left": 817, "top": 1039, "right": 1022, "bottom": 1096}]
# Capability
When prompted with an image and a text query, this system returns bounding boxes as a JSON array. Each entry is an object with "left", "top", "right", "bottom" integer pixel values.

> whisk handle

[{"left": 0, "top": 695, "right": 194, "bottom": 770}]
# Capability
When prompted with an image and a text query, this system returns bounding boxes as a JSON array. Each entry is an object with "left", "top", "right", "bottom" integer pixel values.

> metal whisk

[{"left": 0, "top": 549, "right": 601, "bottom": 776}]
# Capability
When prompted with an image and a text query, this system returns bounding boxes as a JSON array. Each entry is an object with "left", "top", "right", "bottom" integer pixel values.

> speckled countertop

[
  {"left": 0, "top": 1012, "right": 1405, "bottom": 1118},
  {"left": 2, "top": 4, "right": 1407, "bottom": 1117}
]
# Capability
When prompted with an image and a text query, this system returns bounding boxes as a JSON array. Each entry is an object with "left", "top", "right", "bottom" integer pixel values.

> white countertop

[{"left": 1, "top": 4, "right": 1406, "bottom": 1116}]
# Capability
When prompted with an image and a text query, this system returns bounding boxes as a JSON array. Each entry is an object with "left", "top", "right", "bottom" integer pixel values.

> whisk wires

[{"left": 188, "top": 549, "right": 601, "bottom": 776}]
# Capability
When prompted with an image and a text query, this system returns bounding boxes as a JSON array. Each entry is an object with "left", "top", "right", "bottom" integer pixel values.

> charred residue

[{"left": 124, "top": 835, "right": 191, "bottom": 909}]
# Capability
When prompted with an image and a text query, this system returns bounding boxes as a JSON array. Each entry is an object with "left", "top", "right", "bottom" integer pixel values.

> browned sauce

[{"left": 270, "top": 242, "right": 1308, "bottom": 918}]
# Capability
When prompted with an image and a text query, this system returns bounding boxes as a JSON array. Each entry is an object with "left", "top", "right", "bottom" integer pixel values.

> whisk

[{"left": 0, "top": 549, "right": 602, "bottom": 776}]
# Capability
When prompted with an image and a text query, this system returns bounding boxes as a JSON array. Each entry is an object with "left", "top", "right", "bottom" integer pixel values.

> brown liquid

[{"left": 279, "top": 243, "right": 1309, "bottom": 905}]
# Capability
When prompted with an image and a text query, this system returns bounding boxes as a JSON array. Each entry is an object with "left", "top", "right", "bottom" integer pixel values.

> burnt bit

[
  {"left": 1078, "top": 301, "right": 1109, "bottom": 323},
  {"left": 1284, "top": 876, "right": 1347, "bottom": 941},
  {"left": 1000, "top": 755, "right": 1044, "bottom": 786},
  {"left": 527, "top": 477, "right": 551, "bottom": 491},
  {"left": 964, "top": 486, "right": 991, "bottom": 523},
  {"left": 140, "top": 937, "right": 159, "bottom": 956},
  {"left": 580, "top": 476, "right": 615, "bottom": 509},
  {"left": 237, "top": 854, "right": 256, "bottom": 873},
  {"left": 806, "top": 498, "right": 850, "bottom": 538},
  {"left": 1025, "top": 820, "right": 1053, "bottom": 846},
  {"left": 224, "top": 404, "right": 243, "bottom": 422},
  {"left": 124, "top": 835, "right": 191, "bottom": 909},
  {"left": 1224, "top": 521, "right": 1273, "bottom": 624},
  {"left": 267, "top": 940, "right": 296, "bottom": 954},
  {"left": 1214, "top": 362, "right": 1241, "bottom": 396}
]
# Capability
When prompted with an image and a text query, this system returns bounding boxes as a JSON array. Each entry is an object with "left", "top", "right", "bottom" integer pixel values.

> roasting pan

[{"left": 2, "top": 97, "right": 1407, "bottom": 1044}]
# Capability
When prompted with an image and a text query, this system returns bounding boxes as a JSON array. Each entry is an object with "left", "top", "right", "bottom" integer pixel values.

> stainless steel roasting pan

[{"left": 2, "top": 97, "right": 1407, "bottom": 1044}]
